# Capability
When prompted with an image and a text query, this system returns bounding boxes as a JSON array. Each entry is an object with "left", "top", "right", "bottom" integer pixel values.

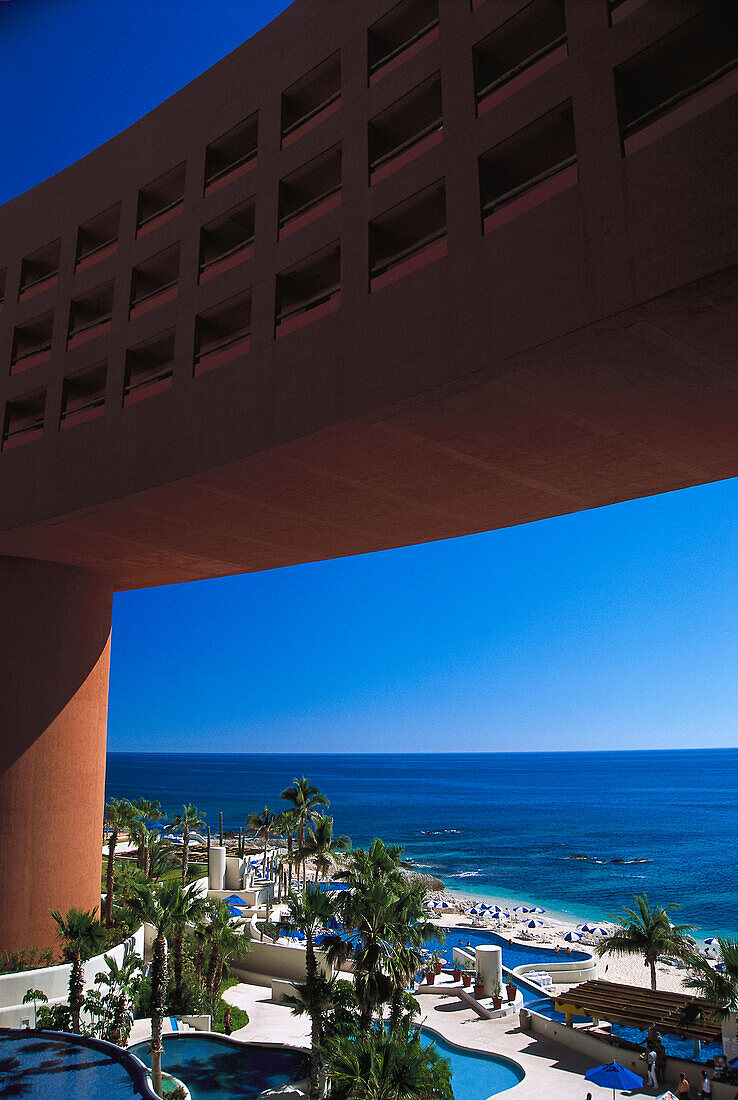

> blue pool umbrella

[{"left": 584, "top": 1060, "right": 643, "bottom": 1098}]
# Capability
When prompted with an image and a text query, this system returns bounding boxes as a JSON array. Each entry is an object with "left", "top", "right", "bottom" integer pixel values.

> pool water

[
  {"left": 129, "top": 1035, "right": 305, "bottom": 1100},
  {"left": 422, "top": 926, "right": 590, "bottom": 969},
  {"left": 0, "top": 1032, "right": 153, "bottom": 1099},
  {"left": 419, "top": 1028, "right": 524, "bottom": 1098}
]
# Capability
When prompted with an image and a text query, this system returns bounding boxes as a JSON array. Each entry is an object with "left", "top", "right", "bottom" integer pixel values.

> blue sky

[{"left": 2, "top": 2, "right": 736, "bottom": 754}]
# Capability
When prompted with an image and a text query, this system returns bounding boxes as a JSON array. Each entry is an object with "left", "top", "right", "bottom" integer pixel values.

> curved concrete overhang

[{"left": 0, "top": 0, "right": 735, "bottom": 590}]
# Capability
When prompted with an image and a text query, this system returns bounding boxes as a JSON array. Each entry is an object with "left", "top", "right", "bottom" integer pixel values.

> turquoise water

[
  {"left": 419, "top": 1028, "right": 524, "bottom": 1098},
  {"left": 0, "top": 1032, "right": 153, "bottom": 1099},
  {"left": 106, "top": 749, "right": 738, "bottom": 937},
  {"left": 422, "top": 926, "right": 590, "bottom": 968},
  {"left": 129, "top": 1035, "right": 304, "bottom": 1100}
]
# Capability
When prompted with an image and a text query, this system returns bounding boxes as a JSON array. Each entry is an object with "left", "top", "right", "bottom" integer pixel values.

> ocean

[{"left": 105, "top": 748, "right": 738, "bottom": 938}]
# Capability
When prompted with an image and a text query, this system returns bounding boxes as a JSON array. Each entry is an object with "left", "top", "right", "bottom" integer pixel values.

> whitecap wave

[{"left": 457, "top": 871, "right": 481, "bottom": 878}]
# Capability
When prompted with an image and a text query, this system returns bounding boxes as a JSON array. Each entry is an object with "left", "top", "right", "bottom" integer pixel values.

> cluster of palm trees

[
  {"left": 246, "top": 778, "right": 350, "bottom": 902},
  {"left": 283, "top": 838, "right": 450, "bottom": 1100},
  {"left": 41, "top": 878, "right": 250, "bottom": 1097},
  {"left": 104, "top": 798, "right": 206, "bottom": 928},
  {"left": 598, "top": 893, "right": 738, "bottom": 1017}
]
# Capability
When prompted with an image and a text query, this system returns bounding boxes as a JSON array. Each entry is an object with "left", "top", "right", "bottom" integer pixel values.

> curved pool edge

[
  {"left": 0, "top": 1026, "right": 161, "bottom": 1099},
  {"left": 419, "top": 1021, "right": 526, "bottom": 1096}
]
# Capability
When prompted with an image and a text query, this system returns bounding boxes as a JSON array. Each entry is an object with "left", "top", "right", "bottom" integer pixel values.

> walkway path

[{"left": 222, "top": 980, "right": 656, "bottom": 1098}]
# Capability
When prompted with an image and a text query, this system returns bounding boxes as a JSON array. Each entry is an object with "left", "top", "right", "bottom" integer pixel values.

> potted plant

[
  {"left": 452, "top": 961, "right": 462, "bottom": 982},
  {"left": 432, "top": 951, "right": 442, "bottom": 976},
  {"left": 474, "top": 970, "right": 485, "bottom": 999},
  {"left": 461, "top": 960, "right": 473, "bottom": 987},
  {"left": 506, "top": 979, "right": 517, "bottom": 1003},
  {"left": 491, "top": 978, "right": 503, "bottom": 1010},
  {"left": 424, "top": 967, "right": 436, "bottom": 986}
]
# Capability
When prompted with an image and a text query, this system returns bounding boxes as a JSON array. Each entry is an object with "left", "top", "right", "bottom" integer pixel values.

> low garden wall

[
  {"left": 0, "top": 925, "right": 144, "bottom": 1028},
  {"left": 522, "top": 1008, "right": 733, "bottom": 1099}
]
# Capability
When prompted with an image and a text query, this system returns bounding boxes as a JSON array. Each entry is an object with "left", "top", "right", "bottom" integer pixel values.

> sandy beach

[{"left": 427, "top": 885, "right": 701, "bottom": 995}]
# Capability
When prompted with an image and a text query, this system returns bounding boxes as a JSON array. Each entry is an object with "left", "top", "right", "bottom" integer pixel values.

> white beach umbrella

[
  {"left": 564, "top": 931, "right": 582, "bottom": 942},
  {"left": 513, "top": 906, "right": 531, "bottom": 914},
  {"left": 525, "top": 919, "right": 545, "bottom": 928},
  {"left": 478, "top": 903, "right": 488, "bottom": 911},
  {"left": 528, "top": 906, "right": 545, "bottom": 914},
  {"left": 704, "top": 937, "right": 720, "bottom": 945},
  {"left": 589, "top": 926, "right": 609, "bottom": 937},
  {"left": 466, "top": 907, "right": 480, "bottom": 916}
]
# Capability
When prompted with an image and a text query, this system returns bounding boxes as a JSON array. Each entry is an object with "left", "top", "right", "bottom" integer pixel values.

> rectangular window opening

[
  {"left": 370, "top": 180, "right": 446, "bottom": 292},
  {"left": 19, "top": 239, "right": 61, "bottom": 302},
  {"left": 204, "top": 112, "right": 258, "bottom": 195},
  {"left": 281, "top": 52, "right": 341, "bottom": 148},
  {"left": 615, "top": 4, "right": 738, "bottom": 155},
  {"left": 124, "top": 329, "right": 175, "bottom": 405},
  {"left": 136, "top": 164, "right": 186, "bottom": 238},
  {"left": 61, "top": 362, "right": 107, "bottom": 429},
  {"left": 473, "top": 0, "right": 567, "bottom": 116},
  {"left": 67, "top": 282, "right": 114, "bottom": 350},
  {"left": 75, "top": 204, "right": 121, "bottom": 272},
  {"left": 199, "top": 200, "right": 256, "bottom": 283},
  {"left": 479, "top": 100, "right": 577, "bottom": 233},
  {"left": 2, "top": 389, "right": 45, "bottom": 450},
  {"left": 11, "top": 312, "right": 54, "bottom": 374},
  {"left": 130, "top": 244, "right": 180, "bottom": 319},
  {"left": 194, "top": 291, "right": 252, "bottom": 376},
  {"left": 276, "top": 243, "right": 341, "bottom": 338},
  {"left": 369, "top": 74, "right": 442, "bottom": 185},
  {"left": 278, "top": 145, "right": 342, "bottom": 240},
  {"left": 368, "top": 0, "right": 439, "bottom": 85}
]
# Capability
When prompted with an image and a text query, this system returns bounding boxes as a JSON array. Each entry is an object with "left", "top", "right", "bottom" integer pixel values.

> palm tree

[
  {"left": 94, "top": 951, "right": 142, "bottom": 1045},
  {"left": 684, "top": 937, "right": 738, "bottom": 1018},
  {"left": 285, "top": 888, "right": 343, "bottom": 1096},
  {"left": 300, "top": 815, "right": 351, "bottom": 883},
  {"left": 146, "top": 832, "right": 179, "bottom": 880},
  {"left": 280, "top": 778, "right": 329, "bottom": 890},
  {"left": 168, "top": 884, "right": 209, "bottom": 1002},
  {"left": 169, "top": 804, "right": 206, "bottom": 886},
  {"left": 104, "top": 797, "right": 134, "bottom": 927},
  {"left": 276, "top": 809, "right": 299, "bottom": 897},
  {"left": 202, "top": 900, "right": 250, "bottom": 1010},
  {"left": 51, "top": 907, "right": 106, "bottom": 1033},
  {"left": 385, "top": 883, "right": 439, "bottom": 1031},
  {"left": 247, "top": 805, "right": 279, "bottom": 877},
  {"left": 322, "top": 1019, "right": 453, "bottom": 1100},
  {"left": 597, "top": 894, "right": 696, "bottom": 990},
  {"left": 131, "top": 798, "right": 164, "bottom": 875},
  {"left": 22, "top": 987, "right": 48, "bottom": 1028},
  {"left": 126, "top": 878, "right": 181, "bottom": 1096}
]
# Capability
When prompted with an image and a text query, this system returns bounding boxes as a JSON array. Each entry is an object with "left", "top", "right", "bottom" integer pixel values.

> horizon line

[{"left": 107, "top": 745, "right": 738, "bottom": 756}]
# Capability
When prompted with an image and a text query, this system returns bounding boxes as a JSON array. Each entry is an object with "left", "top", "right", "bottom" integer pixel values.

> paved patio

[{"left": 223, "top": 980, "right": 658, "bottom": 1099}]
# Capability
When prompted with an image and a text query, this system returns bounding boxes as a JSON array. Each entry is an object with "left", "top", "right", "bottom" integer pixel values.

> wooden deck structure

[{"left": 554, "top": 980, "right": 722, "bottom": 1045}]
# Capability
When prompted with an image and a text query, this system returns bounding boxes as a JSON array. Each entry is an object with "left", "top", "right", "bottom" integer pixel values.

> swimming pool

[
  {"left": 419, "top": 1028, "right": 524, "bottom": 1098},
  {"left": 129, "top": 1034, "right": 306, "bottom": 1100},
  {"left": 422, "top": 925, "right": 590, "bottom": 969},
  {"left": 0, "top": 1029, "right": 157, "bottom": 1099}
]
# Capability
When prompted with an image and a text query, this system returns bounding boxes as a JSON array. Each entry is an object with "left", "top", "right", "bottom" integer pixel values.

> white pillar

[
  {"left": 476, "top": 944, "right": 503, "bottom": 993},
  {"left": 208, "top": 845, "right": 226, "bottom": 891}
]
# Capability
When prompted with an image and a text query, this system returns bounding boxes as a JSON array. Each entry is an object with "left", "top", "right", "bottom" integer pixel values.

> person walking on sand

[{"left": 699, "top": 1069, "right": 712, "bottom": 1097}]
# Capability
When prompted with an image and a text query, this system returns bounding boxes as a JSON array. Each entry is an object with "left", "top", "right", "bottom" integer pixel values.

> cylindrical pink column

[{"left": 0, "top": 556, "right": 113, "bottom": 955}]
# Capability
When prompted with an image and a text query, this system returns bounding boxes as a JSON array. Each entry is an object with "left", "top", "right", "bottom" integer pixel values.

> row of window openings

[
  {"left": 3, "top": 106, "right": 578, "bottom": 417},
  {"left": 7, "top": 99, "right": 579, "bottom": 376},
  {"left": 3, "top": 0, "right": 732, "bottom": 313}
]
